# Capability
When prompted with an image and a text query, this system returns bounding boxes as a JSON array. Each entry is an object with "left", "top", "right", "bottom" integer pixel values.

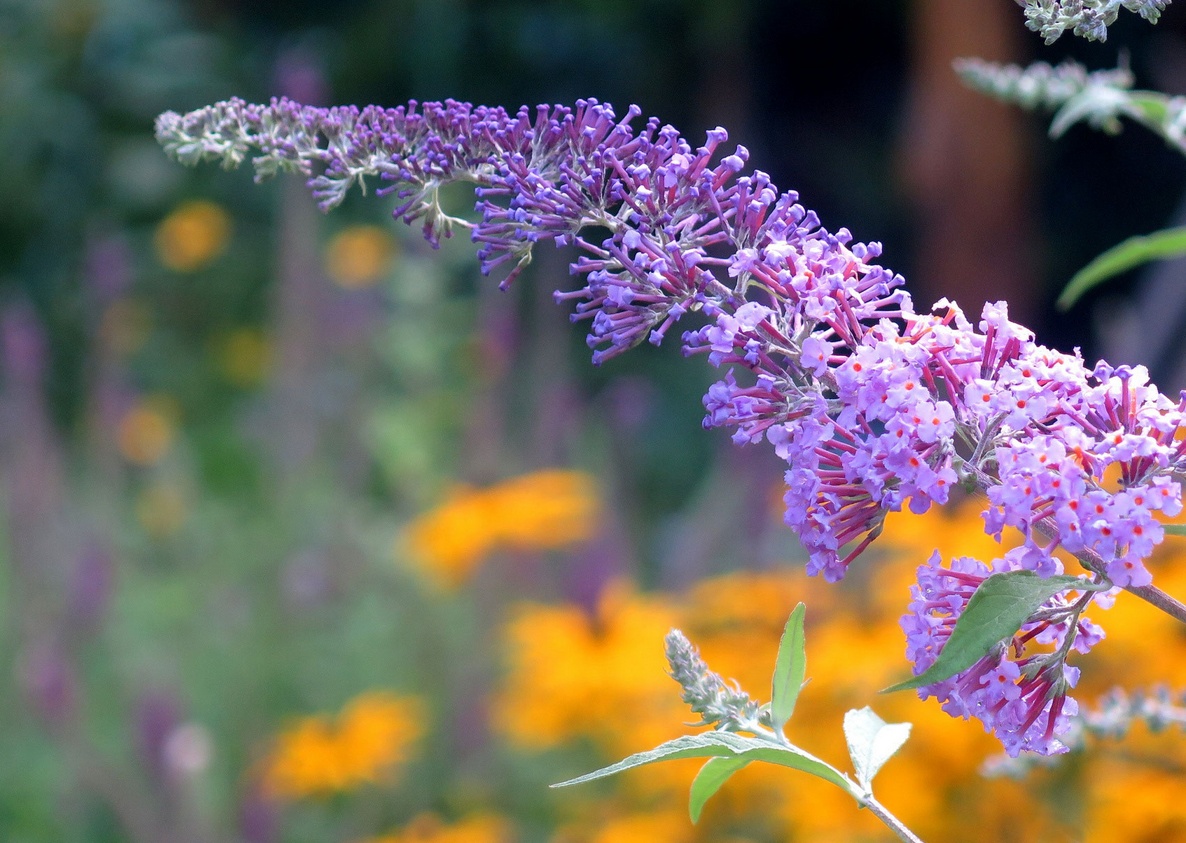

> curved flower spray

[{"left": 156, "top": 95, "right": 1186, "bottom": 756}]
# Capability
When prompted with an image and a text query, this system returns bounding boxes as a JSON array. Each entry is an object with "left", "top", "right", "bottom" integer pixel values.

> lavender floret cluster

[
  {"left": 903, "top": 551, "right": 1105, "bottom": 756},
  {"left": 157, "top": 97, "right": 1186, "bottom": 754}
]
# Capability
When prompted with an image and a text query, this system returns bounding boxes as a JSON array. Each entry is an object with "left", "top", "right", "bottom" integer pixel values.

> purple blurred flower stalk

[{"left": 157, "top": 95, "right": 1186, "bottom": 755}]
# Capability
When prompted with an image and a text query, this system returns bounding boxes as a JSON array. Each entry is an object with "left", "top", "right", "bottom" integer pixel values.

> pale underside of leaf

[
  {"left": 552, "top": 731, "right": 857, "bottom": 798},
  {"left": 843, "top": 706, "right": 912, "bottom": 793}
]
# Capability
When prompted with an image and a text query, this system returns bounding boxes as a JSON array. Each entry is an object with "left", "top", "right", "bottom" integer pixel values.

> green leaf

[
  {"left": 1164, "top": 524, "right": 1186, "bottom": 537},
  {"left": 1057, "top": 226, "right": 1186, "bottom": 310},
  {"left": 842, "top": 707, "right": 912, "bottom": 793},
  {"left": 1129, "top": 92, "right": 1171, "bottom": 125},
  {"left": 1049, "top": 87, "right": 1126, "bottom": 138},
  {"left": 883, "top": 572, "right": 1090, "bottom": 693},
  {"left": 770, "top": 603, "right": 807, "bottom": 733},
  {"left": 551, "top": 731, "right": 856, "bottom": 797},
  {"left": 688, "top": 757, "right": 749, "bottom": 823}
]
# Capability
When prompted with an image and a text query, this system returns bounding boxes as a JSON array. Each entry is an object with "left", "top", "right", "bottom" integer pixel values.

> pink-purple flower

[{"left": 902, "top": 550, "right": 1104, "bottom": 756}]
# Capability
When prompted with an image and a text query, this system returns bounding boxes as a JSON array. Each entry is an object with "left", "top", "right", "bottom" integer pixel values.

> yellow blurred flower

[
  {"left": 154, "top": 200, "right": 231, "bottom": 272},
  {"left": 135, "top": 482, "right": 188, "bottom": 538},
  {"left": 362, "top": 813, "right": 513, "bottom": 843},
  {"left": 401, "top": 470, "right": 598, "bottom": 589},
  {"left": 554, "top": 807, "right": 694, "bottom": 843},
  {"left": 493, "top": 472, "right": 598, "bottom": 549},
  {"left": 261, "top": 691, "right": 424, "bottom": 800},
  {"left": 1084, "top": 738, "right": 1186, "bottom": 843},
  {"left": 218, "top": 327, "right": 272, "bottom": 387},
  {"left": 681, "top": 571, "right": 818, "bottom": 694},
  {"left": 875, "top": 495, "right": 1017, "bottom": 604},
  {"left": 325, "top": 224, "right": 396, "bottom": 288},
  {"left": 491, "top": 580, "right": 682, "bottom": 758},
  {"left": 117, "top": 395, "right": 179, "bottom": 466}
]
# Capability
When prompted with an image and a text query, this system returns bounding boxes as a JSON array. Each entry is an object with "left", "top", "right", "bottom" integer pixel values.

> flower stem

[
  {"left": 965, "top": 472, "right": 1186, "bottom": 626},
  {"left": 861, "top": 794, "right": 926, "bottom": 843}
]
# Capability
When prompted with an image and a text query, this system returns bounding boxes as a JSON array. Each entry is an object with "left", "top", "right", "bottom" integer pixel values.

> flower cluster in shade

[
  {"left": 955, "top": 57, "right": 1135, "bottom": 115},
  {"left": 1018, "top": 0, "right": 1170, "bottom": 43},
  {"left": 260, "top": 691, "right": 423, "bottom": 799},
  {"left": 954, "top": 57, "right": 1186, "bottom": 158},
  {"left": 401, "top": 470, "right": 597, "bottom": 589},
  {"left": 157, "top": 97, "right": 1186, "bottom": 755}
]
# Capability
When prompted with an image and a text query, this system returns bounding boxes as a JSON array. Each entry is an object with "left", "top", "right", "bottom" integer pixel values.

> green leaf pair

[{"left": 553, "top": 601, "right": 914, "bottom": 826}]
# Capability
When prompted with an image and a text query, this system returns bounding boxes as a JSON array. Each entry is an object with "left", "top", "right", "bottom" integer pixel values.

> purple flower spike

[
  {"left": 158, "top": 98, "right": 1186, "bottom": 753},
  {"left": 156, "top": 96, "right": 1186, "bottom": 589}
]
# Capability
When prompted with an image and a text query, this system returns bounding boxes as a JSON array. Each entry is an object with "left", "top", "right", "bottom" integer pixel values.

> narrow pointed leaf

[
  {"left": 1129, "top": 92, "right": 1172, "bottom": 125},
  {"left": 1164, "top": 524, "right": 1186, "bottom": 537},
  {"left": 883, "top": 572, "right": 1089, "bottom": 693},
  {"left": 550, "top": 734, "right": 727, "bottom": 787},
  {"left": 551, "top": 731, "right": 856, "bottom": 797},
  {"left": 688, "top": 757, "right": 749, "bottom": 823},
  {"left": 1049, "top": 88, "right": 1124, "bottom": 138},
  {"left": 770, "top": 603, "right": 807, "bottom": 733},
  {"left": 1057, "top": 226, "right": 1186, "bottom": 310},
  {"left": 843, "top": 707, "right": 912, "bottom": 793}
]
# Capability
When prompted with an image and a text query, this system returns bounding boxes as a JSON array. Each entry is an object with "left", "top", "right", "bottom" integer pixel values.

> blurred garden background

[{"left": 7, "top": 0, "right": 1186, "bottom": 840}]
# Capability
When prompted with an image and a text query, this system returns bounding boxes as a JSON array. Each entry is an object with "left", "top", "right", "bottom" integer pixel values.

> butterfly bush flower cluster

[
  {"left": 1020, "top": 0, "right": 1171, "bottom": 43},
  {"left": 904, "top": 550, "right": 1105, "bottom": 755},
  {"left": 156, "top": 97, "right": 1186, "bottom": 755}
]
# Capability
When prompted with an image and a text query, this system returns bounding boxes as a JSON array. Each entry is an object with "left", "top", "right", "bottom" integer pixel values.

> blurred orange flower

[
  {"left": 554, "top": 807, "right": 694, "bottom": 843},
  {"left": 154, "top": 200, "right": 231, "bottom": 272},
  {"left": 361, "top": 813, "right": 513, "bottom": 843},
  {"left": 325, "top": 224, "right": 396, "bottom": 288},
  {"left": 117, "top": 395, "right": 179, "bottom": 466},
  {"left": 490, "top": 580, "right": 682, "bottom": 758},
  {"left": 401, "top": 470, "right": 598, "bottom": 589},
  {"left": 261, "top": 691, "right": 424, "bottom": 800}
]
